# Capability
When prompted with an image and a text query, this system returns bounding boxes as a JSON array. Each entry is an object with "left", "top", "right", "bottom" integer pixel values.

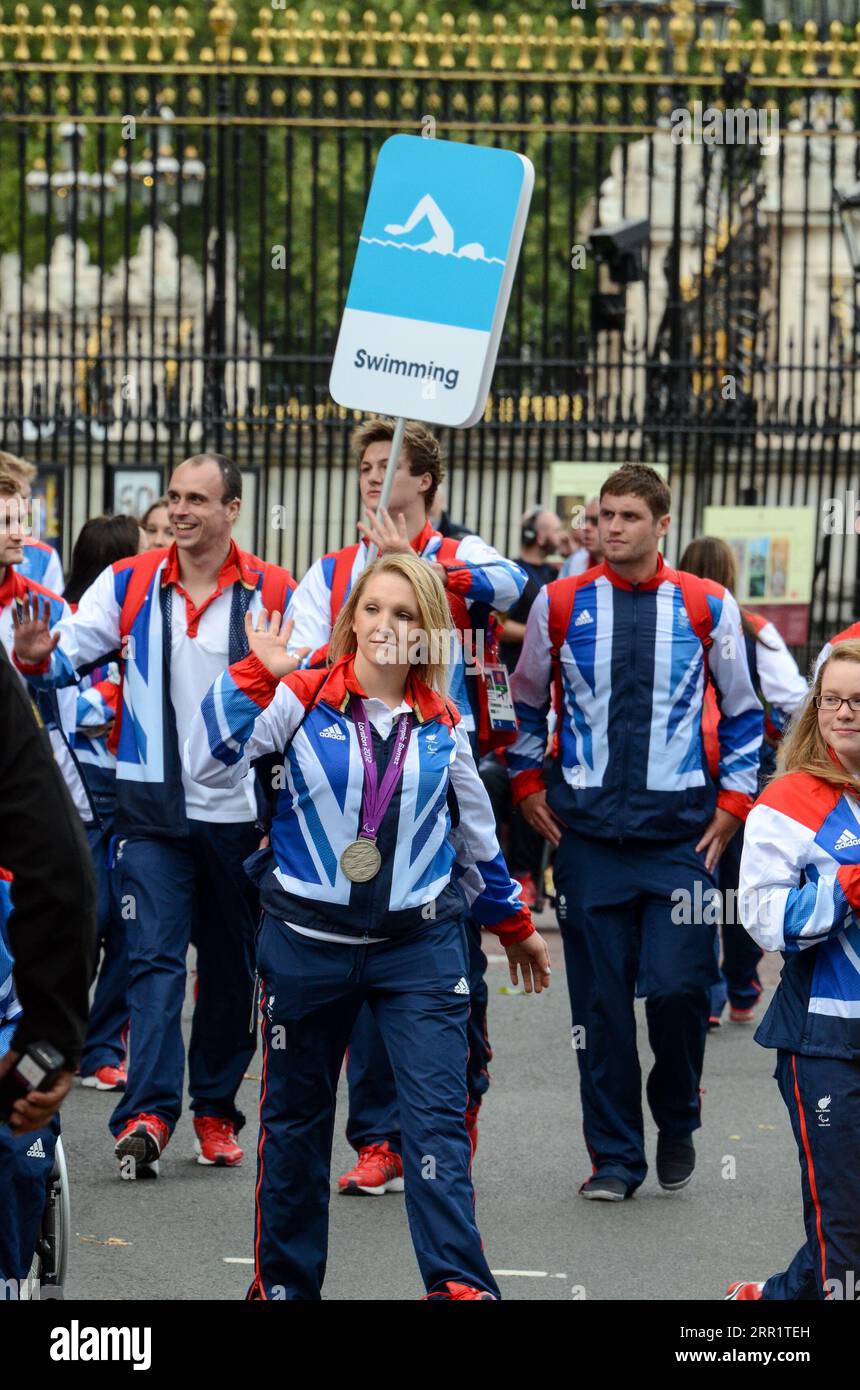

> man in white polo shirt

[{"left": 12, "top": 454, "right": 295, "bottom": 1177}]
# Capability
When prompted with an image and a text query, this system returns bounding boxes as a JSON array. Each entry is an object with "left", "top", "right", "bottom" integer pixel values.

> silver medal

[{"left": 340, "top": 838, "right": 382, "bottom": 883}]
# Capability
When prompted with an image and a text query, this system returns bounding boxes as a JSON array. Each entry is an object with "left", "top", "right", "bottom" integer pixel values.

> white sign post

[{"left": 329, "top": 134, "right": 533, "bottom": 553}]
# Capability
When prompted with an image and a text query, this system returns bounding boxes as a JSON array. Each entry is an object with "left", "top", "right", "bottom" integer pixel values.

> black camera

[{"left": 0, "top": 1041, "right": 65, "bottom": 1123}]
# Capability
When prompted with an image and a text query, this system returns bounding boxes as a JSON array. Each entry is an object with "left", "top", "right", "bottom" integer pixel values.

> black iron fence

[{"left": 1, "top": 2, "right": 860, "bottom": 652}]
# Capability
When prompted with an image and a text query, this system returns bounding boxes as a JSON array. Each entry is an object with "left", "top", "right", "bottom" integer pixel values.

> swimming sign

[{"left": 329, "top": 134, "right": 533, "bottom": 428}]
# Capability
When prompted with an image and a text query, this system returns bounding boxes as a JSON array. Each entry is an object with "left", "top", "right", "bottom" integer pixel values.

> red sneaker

[
  {"left": 513, "top": 872, "right": 537, "bottom": 909},
  {"left": 423, "top": 1282, "right": 497, "bottom": 1300},
  {"left": 193, "top": 1116, "right": 243, "bottom": 1167},
  {"left": 114, "top": 1113, "right": 170, "bottom": 1171},
  {"left": 81, "top": 1064, "right": 127, "bottom": 1091},
  {"left": 337, "top": 1141, "right": 404, "bottom": 1195},
  {"left": 465, "top": 1101, "right": 480, "bottom": 1159},
  {"left": 725, "top": 1281, "right": 764, "bottom": 1300},
  {"left": 729, "top": 1006, "right": 756, "bottom": 1024}
]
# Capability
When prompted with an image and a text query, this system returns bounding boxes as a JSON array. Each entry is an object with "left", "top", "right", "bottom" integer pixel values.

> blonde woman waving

[{"left": 185, "top": 553, "right": 550, "bottom": 1301}]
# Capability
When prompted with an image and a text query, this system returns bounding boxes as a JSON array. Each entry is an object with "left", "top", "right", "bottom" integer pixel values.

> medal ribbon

[{"left": 350, "top": 695, "right": 412, "bottom": 840}]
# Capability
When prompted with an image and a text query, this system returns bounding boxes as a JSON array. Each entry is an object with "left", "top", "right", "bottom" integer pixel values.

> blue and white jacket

[
  {"left": 739, "top": 763, "right": 860, "bottom": 1059},
  {"left": 184, "top": 653, "right": 534, "bottom": 944},
  {"left": 15, "top": 541, "right": 296, "bottom": 839},
  {"left": 287, "top": 521, "right": 527, "bottom": 731},
  {"left": 0, "top": 567, "right": 91, "bottom": 823},
  {"left": 507, "top": 556, "right": 764, "bottom": 841},
  {"left": 18, "top": 538, "right": 64, "bottom": 595}
]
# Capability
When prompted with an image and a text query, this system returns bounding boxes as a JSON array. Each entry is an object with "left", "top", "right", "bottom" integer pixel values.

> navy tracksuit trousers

[
  {"left": 0, "top": 1118, "right": 59, "bottom": 1289},
  {"left": 553, "top": 830, "right": 719, "bottom": 1191},
  {"left": 110, "top": 821, "right": 260, "bottom": 1137},
  {"left": 79, "top": 783, "right": 129, "bottom": 1075},
  {"left": 251, "top": 912, "right": 499, "bottom": 1301},
  {"left": 763, "top": 1051, "right": 860, "bottom": 1301},
  {"left": 345, "top": 917, "right": 491, "bottom": 1153}
]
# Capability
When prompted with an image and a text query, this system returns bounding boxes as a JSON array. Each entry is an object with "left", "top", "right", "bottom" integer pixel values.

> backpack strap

[
  {"left": 260, "top": 562, "right": 291, "bottom": 617},
  {"left": 546, "top": 577, "right": 579, "bottom": 742},
  {"left": 676, "top": 570, "right": 715, "bottom": 689},
  {"left": 118, "top": 548, "right": 166, "bottom": 645},
  {"left": 329, "top": 545, "right": 360, "bottom": 628},
  {"left": 547, "top": 576, "right": 579, "bottom": 660}
]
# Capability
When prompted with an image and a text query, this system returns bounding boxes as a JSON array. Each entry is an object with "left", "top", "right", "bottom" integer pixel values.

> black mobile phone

[{"left": 0, "top": 1041, "right": 65, "bottom": 1123}]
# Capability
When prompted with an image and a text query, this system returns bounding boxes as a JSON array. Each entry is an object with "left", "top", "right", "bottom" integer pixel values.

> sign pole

[{"left": 365, "top": 414, "right": 406, "bottom": 563}]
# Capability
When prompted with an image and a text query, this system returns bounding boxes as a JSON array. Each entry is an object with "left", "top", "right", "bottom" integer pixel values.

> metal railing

[{"left": 1, "top": 1, "right": 859, "bottom": 647}]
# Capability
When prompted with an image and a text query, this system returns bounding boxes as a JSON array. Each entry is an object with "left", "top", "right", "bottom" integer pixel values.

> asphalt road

[{"left": 57, "top": 932, "right": 801, "bottom": 1302}]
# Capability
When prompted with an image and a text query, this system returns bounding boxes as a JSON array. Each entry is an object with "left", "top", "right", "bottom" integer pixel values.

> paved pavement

[{"left": 57, "top": 933, "right": 802, "bottom": 1301}]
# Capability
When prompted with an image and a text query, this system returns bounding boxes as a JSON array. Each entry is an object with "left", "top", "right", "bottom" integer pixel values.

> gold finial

[
  {"left": 146, "top": 5, "right": 163, "bottom": 63},
  {"left": 360, "top": 9, "right": 377, "bottom": 67},
  {"left": 335, "top": 9, "right": 351, "bottom": 65},
  {"left": 619, "top": 13, "right": 636, "bottom": 74},
  {"left": 253, "top": 8, "right": 273, "bottom": 63},
  {"left": 119, "top": 3, "right": 138, "bottom": 62},
  {"left": 464, "top": 12, "right": 481, "bottom": 69},
  {"left": 439, "top": 11, "right": 456, "bottom": 69},
  {"left": 644, "top": 15, "right": 663, "bottom": 75},
  {"left": 13, "top": 2, "right": 32, "bottom": 62},
  {"left": 515, "top": 13, "right": 532, "bottom": 71},
  {"left": 281, "top": 8, "right": 300, "bottom": 64},
  {"left": 828, "top": 19, "right": 844, "bottom": 78},
  {"left": 412, "top": 12, "right": 429, "bottom": 69},
  {"left": 749, "top": 17, "right": 766, "bottom": 77},
  {"left": 668, "top": 0, "right": 695, "bottom": 76},
  {"left": 64, "top": 2, "right": 83, "bottom": 62},
  {"left": 801, "top": 18, "right": 818, "bottom": 77},
  {"left": 490, "top": 14, "right": 506, "bottom": 72},
  {"left": 173, "top": 4, "right": 192, "bottom": 62},
  {"left": 594, "top": 15, "right": 610, "bottom": 74},
  {"left": 775, "top": 17, "right": 793, "bottom": 77},
  {"left": 543, "top": 15, "right": 559, "bottom": 73},
  {"left": 309, "top": 8, "right": 325, "bottom": 64},
  {"left": 209, "top": 0, "right": 237, "bottom": 65},
  {"left": 38, "top": 2, "right": 58, "bottom": 61},
  {"left": 569, "top": 14, "right": 585, "bottom": 73},
  {"left": 724, "top": 15, "right": 743, "bottom": 73},
  {"left": 387, "top": 11, "right": 404, "bottom": 68},
  {"left": 697, "top": 16, "right": 716, "bottom": 77}
]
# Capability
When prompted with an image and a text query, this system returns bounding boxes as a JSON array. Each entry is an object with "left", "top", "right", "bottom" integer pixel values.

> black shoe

[
  {"left": 656, "top": 1133, "right": 695, "bottom": 1190},
  {"left": 579, "top": 1175, "right": 631, "bottom": 1202}
]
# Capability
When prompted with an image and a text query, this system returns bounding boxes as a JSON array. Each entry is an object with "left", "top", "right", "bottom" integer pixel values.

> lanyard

[{"left": 350, "top": 695, "right": 412, "bottom": 840}]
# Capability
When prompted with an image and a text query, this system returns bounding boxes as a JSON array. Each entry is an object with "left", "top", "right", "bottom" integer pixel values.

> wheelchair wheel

[{"left": 27, "top": 1134, "right": 69, "bottom": 1299}]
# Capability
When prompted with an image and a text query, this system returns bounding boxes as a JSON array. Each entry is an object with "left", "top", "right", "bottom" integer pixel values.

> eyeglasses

[{"left": 815, "top": 695, "right": 860, "bottom": 712}]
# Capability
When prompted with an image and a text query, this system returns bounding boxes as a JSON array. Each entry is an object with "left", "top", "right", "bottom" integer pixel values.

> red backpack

[
  {"left": 108, "top": 549, "right": 288, "bottom": 755},
  {"left": 328, "top": 539, "right": 516, "bottom": 756}
]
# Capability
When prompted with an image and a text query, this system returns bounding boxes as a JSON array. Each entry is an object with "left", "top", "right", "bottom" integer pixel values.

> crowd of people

[{"left": 0, "top": 426, "right": 858, "bottom": 1302}]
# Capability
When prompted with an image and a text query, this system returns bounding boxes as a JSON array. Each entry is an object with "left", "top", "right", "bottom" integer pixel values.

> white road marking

[{"left": 223, "top": 1257, "right": 254, "bottom": 1264}]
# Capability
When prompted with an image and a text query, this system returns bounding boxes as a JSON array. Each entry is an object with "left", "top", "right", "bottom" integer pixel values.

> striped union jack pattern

[
  {"left": 186, "top": 653, "right": 532, "bottom": 943},
  {"left": 507, "top": 557, "right": 763, "bottom": 842}
]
